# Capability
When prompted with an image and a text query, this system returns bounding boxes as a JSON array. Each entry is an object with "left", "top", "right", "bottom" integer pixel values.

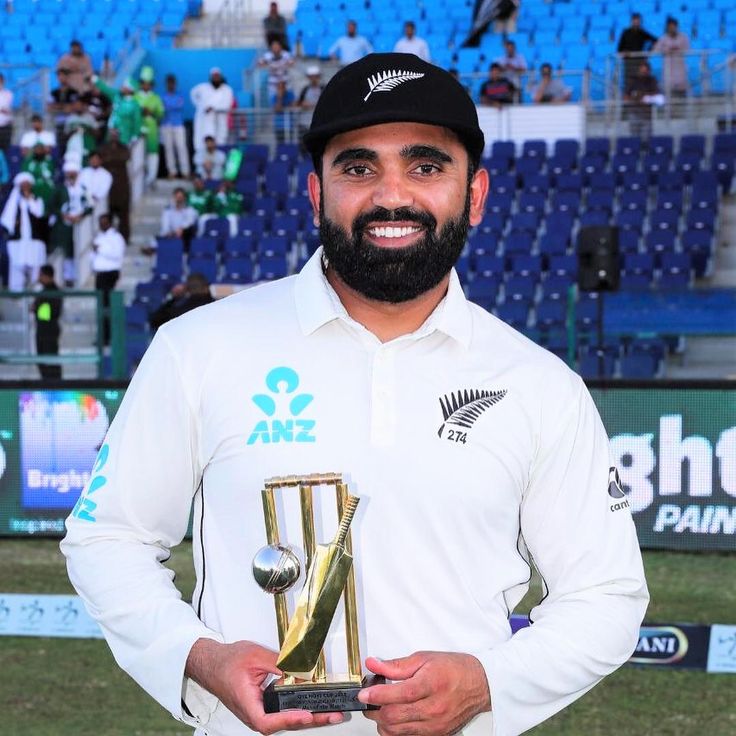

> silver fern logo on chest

[
  {"left": 364, "top": 69, "right": 425, "bottom": 101},
  {"left": 437, "top": 389, "right": 507, "bottom": 443}
]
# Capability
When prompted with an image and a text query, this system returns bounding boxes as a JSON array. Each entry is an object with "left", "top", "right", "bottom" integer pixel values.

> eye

[
  {"left": 413, "top": 163, "right": 442, "bottom": 176},
  {"left": 344, "top": 164, "right": 373, "bottom": 177}
]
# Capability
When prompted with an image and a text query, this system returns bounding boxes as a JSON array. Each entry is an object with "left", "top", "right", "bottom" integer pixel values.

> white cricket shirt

[{"left": 62, "top": 249, "right": 648, "bottom": 736}]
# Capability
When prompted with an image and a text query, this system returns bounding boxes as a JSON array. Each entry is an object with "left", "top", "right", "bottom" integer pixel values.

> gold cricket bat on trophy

[{"left": 277, "top": 495, "right": 359, "bottom": 677}]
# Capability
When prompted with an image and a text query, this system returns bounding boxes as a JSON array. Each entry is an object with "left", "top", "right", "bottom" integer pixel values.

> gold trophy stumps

[{"left": 252, "top": 473, "right": 383, "bottom": 713}]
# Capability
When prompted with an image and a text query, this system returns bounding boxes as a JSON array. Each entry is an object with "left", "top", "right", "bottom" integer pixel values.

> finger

[
  {"left": 365, "top": 654, "right": 424, "bottom": 681},
  {"left": 253, "top": 709, "right": 342, "bottom": 733},
  {"left": 359, "top": 678, "right": 431, "bottom": 707}
]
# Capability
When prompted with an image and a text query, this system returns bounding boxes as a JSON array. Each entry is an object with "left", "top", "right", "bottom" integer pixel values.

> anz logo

[{"left": 247, "top": 366, "right": 316, "bottom": 445}]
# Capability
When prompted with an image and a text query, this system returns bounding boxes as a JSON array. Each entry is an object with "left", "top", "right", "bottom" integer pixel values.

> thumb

[{"left": 365, "top": 654, "right": 424, "bottom": 681}]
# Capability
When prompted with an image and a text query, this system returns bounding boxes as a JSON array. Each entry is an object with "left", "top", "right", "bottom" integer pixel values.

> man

[
  {"left": 295, "top": 65, "right": 323, "bottom": 144},
  {"left": 188, "top": 175, "right": 215, "bottom": 217},
  {"left": 104, "top": 78, "right": 142, "bottom": 146},
  {"left": 393, "top": 21, "right": 431, "bottom": 62},
  {"left": 63, "top": 98, "right": 98, "bottom": 167},
  {"left": 654, "top": 17, "right": 691, "bottom": 97},
  {"left": 0, "top": 72, "right": 13, "bottom": 152},
  {"left": 56, "top": 40, "right": 94, "bottom": 94},
  {"left": 532, "top": 63, "right": 572, "bottom": 103},
  {"left": 257, "top": 38, "right": 295, "bottom": 103},
  {"left": 20, "top": 114, "right": 56, "bottom": 157},
  {"left": 625, "top": 59, "right": 663, "bottom": 137},
  {"left": 149, "top": 272, "right": 215, "bottom": 331},
  {"left": 159, "top": 186, "right": 198, "bottom": 252},
  {"left": 329, "top": 20, "right": 373, "bottom": 66},
  {"left": 21, "top": 141, "right": 55, "bottom": 244},
  {"left": 135, "top": 66, "right": 165, "bottom": 188},
  {"left": 0, "top": 172, "right": 45, "bottom": 290},
  {"left": 98, "top": 128, "right": 131, "bottom": 240},
  {"left": 49, "top": 161, "right": 93, "bottom": 286},
  {"left": 494, "top": 39, "right": 527, "bottom": 98},
  {"left": 190, "top": 68, "right": 234, "bottom": 152},
  {"left": 48, "top": 69, "right": 79, "bottom": 151},
  {"left": 79, "top": 150, "right": 113, "bottom": 218},
  {"left": 32, "top": 264, "right": 63, "bottom": 380},
  {"left": 479, "top": 62, "right": 516, "bottom": 107},
  {"left": 62, "top": 53, "right": 648, "bottom": 736},
  {"left": 212, "top": 179, "right": 244, "bottom": 236},
  {"left": 91, "top": 213, "right": 125, "bottom": 345},
  {"left": 616, "top": 12, "right": 658, "bottom": 89},
  {"left": 263, "top": 1, "right": 289, "bottom": 49},
  {"left": 161, "top": 74, "right": 191, "bottom": 179},
  {"left": 193, "top": 135, "right": 226, "bottom": 181}
]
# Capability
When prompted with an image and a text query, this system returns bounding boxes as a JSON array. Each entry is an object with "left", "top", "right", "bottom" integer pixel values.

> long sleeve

[
  {"left": 472, "top": 374, "right": 649, "bottom": 736},
  {"left": 60, "top": 331, "right": 223, "bottom": 728}
]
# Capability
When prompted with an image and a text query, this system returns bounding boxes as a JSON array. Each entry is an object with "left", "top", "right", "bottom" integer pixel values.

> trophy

[{"left": 252, "top": 473, "right": 383, "bottom": 713}]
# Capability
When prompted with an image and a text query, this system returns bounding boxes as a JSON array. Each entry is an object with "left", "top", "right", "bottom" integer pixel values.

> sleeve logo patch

[{"left": 609, "top": 466, "right": 631, "bottom": 512}]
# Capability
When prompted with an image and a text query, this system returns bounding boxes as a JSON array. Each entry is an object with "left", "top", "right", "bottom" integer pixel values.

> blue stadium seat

[
  {"left": 615, "top": 136, "right": 642, "bottom": 157},
  {"left": 521, "top": 172, "right": 551, "bottom": 195},
  {"left": 680, "top": 134, "right": 706, "bottom": 157},
  {"left": 555, "top": 172, "right": 583, "bottom": 193},
  {"left": 578, "top": 352, "right": 616, "bottom": 379},
  {"left": 548, "top": 254, "right": 578, "bottom": 278},
  {"left": 223, "top": 235, "right": 255, "bottom": 259},
  {"left": 490, "top": 174, "right": 516, "bottom": 195},
  {"left": 656, "top": 190, "right": 684, "bottom": 212},
  {"left": 257, "top": 254, "right": 289, "bottom": 280},
  {"left": 491, "top": 141, "right": 516, "bottom": 163},
  {"left": 551, "top": 191, "right": 581, "bottom": 213},
  {"left": 580, "top": 210, "right": 610, "bottom": 227},
  {"left": 474, "top": 254, "right": 505, "bottom": 278},
  {"left": 510, "top": 254, "right": 543, "bottom": 278},
  {"left": 200, "top": 217, "right": 230, "bottom": 241},
  {"left": 188, "top": 257, "right": 219, "bottom": 284},
  {"left": 503, "top": 232, "right": 535, "bottom": 255},
  {"left": 478, "top": 211, "right": 507, "bottom": 235},
  {"left": 618, "top": 229, "right": 641, "bottom": 254},
  {"left": 495, "top": 301, "right": 531, "bottom": 329},
  {"left": 619, "top": 189, "right": 648, "bottom": 211},
  {"left": 223, "top": 256, "right": 254, "bottom": 284},
  {"left": 504, "top": 275, "right": 537, "bottom": 301},
  {"left": 189, "top": 236, "right": 218, "bottom": 259},
  {"left": 644, "top": 230, "right": 676, "bottom": 256},
  {"left": 536, "top": 299, "right": 566, "bottom": 329},
  {"left": 538, "top": 231, "right": 569, "bottom": 257},
  {"left": 658, "top": 252, "right": 693, "bottom": 288},
  {"left": 649, "top": 135, "right": 674, "bottom": 157},
  {"left": 522, "top": 139, "right": 547, "bottom": 160},
  {"left": 649, "top": 209, "right": 680, "bottom": 232},
  {"left": 259, "top": 235, "right": 291, "bottom": 256},
  {"left": 619, "top": 353, "right": 659, "bottom": 379},
  {"left": 518, "top": 191, "right": 547, "bottom": 214}
]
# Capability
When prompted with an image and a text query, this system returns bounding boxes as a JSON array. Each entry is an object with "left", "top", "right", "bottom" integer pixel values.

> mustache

[{"left": 352, "top": 207, "right": 437, "bottom": 234}]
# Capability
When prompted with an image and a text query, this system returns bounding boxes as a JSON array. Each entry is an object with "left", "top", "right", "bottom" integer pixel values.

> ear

[
  {"left": 307, "top": 171, "right": 321, "bottom": 227},
  {"left": 468, "top": 167, "right": 489, "bottom": 228}
]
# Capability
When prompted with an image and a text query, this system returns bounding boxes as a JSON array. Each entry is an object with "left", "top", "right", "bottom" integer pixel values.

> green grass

[{"left": 1, "top": 541, "right": 734, "bottom": 735}]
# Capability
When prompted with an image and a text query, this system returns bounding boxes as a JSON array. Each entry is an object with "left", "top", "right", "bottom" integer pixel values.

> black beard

[{"left": 319, "top": 196, "right": 471, "bottom": 304}]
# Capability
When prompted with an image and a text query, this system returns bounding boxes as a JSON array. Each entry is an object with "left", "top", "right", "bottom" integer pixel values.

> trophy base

[{"left": 263, "top": 674, "right": 385, "bottom": 713}]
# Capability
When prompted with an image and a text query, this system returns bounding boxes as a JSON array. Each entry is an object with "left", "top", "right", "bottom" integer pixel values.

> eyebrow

[{"left": 331, "top": 144, "right": 454, "bottom": 169}]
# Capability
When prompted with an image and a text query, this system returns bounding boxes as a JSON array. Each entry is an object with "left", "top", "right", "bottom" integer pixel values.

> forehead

[{"left": 323, "top": 122, "right": 467, "bottom": 163}]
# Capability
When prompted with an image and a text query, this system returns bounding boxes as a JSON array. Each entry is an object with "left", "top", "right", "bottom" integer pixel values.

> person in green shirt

[
  {"left": 213, "top": 179, "right": 244, "bottom": 236},
  {"left": 21, "top": 142, "right": 55, "bottom": 243},
  {"left": 135, "top": 66, "right": 164, "bottom": 188},
  {"left": 189, "top": 175, "right": 215, "bottom": 235},
  {"left": 97, "top": 77, "right": 142, "bottom": 146}
]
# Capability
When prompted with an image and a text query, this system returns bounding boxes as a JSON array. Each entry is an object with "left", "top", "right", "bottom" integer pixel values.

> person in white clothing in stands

[
  {"left": 0, "top": 172, "right": 46, "bottom": 290},
  {"left": 91, "top": 212, "right": 125, "bottom": 344},
  {"left": 329, "top": 20, "right": 373, "bottom": 66},
  {"left": 20, "top": 114, "right": 57, "bottom": 157},
  {"left": 190, "top": 68, "right": 234, "bottom": 152},
  {"left": 393, "top": 21, "right": 431, "bottom": 62},
  {"left": 62, "top": 53, "right": 648, "bottom": 736},
  {"left": 79, "top": 151, "right": 113, "bottom": 220}
]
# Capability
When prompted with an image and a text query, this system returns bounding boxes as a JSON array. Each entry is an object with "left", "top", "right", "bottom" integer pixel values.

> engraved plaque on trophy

[{"left": 252, "top": 473, "right": 383, "bottom": 713}]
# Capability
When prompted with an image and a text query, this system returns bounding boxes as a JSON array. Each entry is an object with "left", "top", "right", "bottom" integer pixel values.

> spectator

[
  {"left": 193, "top": 135, "right": 226, "bottom": 181},
  {"left": 479, "top": 63, "right": 516, "bottom": 107},
  {"left": 0, "top": 172, "right": 46, "bottom": 291},
  {"left": 654, "top": 17, "right": 690, "bottom": 97},
  {"left": 257, "top": 38, "right": 295, "bottom": 102},
  {"left": 49, "top": 161, "right": 93, "bottom": 286},
  {"left": 104, "top": 78, "right": 142, "bottom": 146},
  {"left": 393, "top": 21, "right": 431, "bottom": 62},
  {"left": 32, "top": 264, "right": 63, "bottom": 380},
  {"left": 79, "top": 81, "right": 113, "bottom": 144},
  {"left": 263, "top": 1, "right": 289, "bottom": 49},
  {"left": 616, "top": 12, "right": 658, "bottom": 89},
  {"left": 295, "top": 65, "right": 323, "bottom": 144},
  {"left": 98, "top": 128, "right": 131, "bottom": 241},
  {"left": 0, "top": 73, "right": 13, "bottom": 152},
  {"left": 189, "top": 175, "right": 215, "bottom": 234},
  {"left": 48, "top": 69, "right": 79, "bottom": 151},
  {"left": 625, "top": 59, "right": 663, "bottom": 137},
  {"left": 91, "top": 212, "right": 126, "bottom": 345},
  {"left": 159, "top": 187, "right": 197, "bottom": 253},
  {"left": 329, "top": 20, "right": 373, "bottom": 66},
  {"left": 20, "top": 114, "right": 56, "bottom": 157},
  {"left": 272, "top": 79, "right": 295, "bottom": 145},
  {"left": 161, "top": 74, "right": 190, "bottom": 180},
  {"left": 532, "top": 63, "right": 572, "bottom": 103},
  {"left": 79, "top": 150, "right": 113, "bottom": 218},
  {"left": 63, "top": 98, "right": 98, "bottom": 167},
  {"left": 190, "top": 68, "right": 234, "bottom": 152},
  {"left": 21, "top": 142, "right": 55, "bottom": 243},
  {"left": 212, "top": 179, "right": 244, "bottom": 236},
  {"left": 149, "top": 272, "right": 214, "bottom": 331},
  {"left": 56, "top": 40, "right": 93, "bottom": 94},
  {"left": 494, "top": 39, "right": 527, "bottom": 99},
  {"left": 135, "top": 66, "right": 165, "bottom": 188}
]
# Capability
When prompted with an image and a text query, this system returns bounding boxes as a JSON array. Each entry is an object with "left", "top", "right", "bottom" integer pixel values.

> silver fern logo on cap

[{"left": 364, "top": 69, "right": 425, "bottom": 101}]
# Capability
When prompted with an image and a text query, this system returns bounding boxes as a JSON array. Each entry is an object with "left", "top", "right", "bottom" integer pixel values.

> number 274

[{"left": 446, "top": 430, "right": 467, "bottom": 444}]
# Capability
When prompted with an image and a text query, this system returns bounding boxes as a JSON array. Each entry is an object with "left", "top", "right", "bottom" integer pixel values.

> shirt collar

[{"left": 294, "top": 248, "right": 472, "bottom": 349}]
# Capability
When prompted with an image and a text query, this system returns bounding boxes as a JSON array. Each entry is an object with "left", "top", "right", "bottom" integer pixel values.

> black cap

[{"left": 303, "top": 53, "right": 484, "bottom": 165}]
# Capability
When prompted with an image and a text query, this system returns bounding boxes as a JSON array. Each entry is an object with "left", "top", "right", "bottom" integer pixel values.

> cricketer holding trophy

[{"left": 62, "top": 54, "right": 648, "bottom": 736}]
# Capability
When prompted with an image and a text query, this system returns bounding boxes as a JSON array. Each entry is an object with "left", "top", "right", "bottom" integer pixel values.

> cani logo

[
  {"left": 630, "top": 626, "right": 689, "bottom": 665},
  {"left": 247, "top": 367, "right": 316, "bottom": 445}
]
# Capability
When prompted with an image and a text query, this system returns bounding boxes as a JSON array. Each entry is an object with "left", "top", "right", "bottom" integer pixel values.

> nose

[{"left": 371, "top": 166, "right": 414, "bottom": 212}]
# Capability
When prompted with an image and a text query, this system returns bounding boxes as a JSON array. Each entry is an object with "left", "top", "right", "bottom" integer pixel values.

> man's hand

[
  {"left": 185, "top": 638, "right": 343, "bottom": 735},
  {"left": 359, "top": 652, "right": 491, "bottom": 736}
]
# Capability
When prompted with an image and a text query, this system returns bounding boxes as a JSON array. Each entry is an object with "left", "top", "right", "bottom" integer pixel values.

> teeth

[{"left": 368, "top": 226, "right": 420, "bottom": 238}]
